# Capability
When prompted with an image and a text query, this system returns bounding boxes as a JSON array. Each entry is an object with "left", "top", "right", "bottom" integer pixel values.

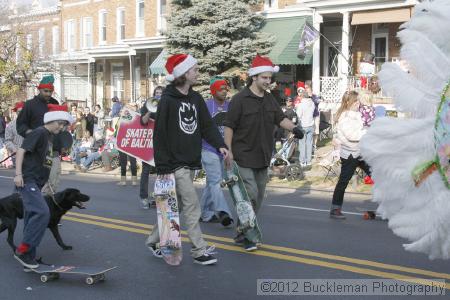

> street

[{"left": 0, "top": 169, "right": 449, "bottom": 300}]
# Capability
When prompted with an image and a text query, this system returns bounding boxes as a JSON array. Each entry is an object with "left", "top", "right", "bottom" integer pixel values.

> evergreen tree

[{"left": 166, "top": 0, "right": 274, "bottom": 96}]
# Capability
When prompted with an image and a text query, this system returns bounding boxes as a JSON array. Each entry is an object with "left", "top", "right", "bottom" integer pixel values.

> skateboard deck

[
  {"left": 356, "top": 207, "right": 383, "bottom": 220},
  {"left": 154, "top": 174, "right": 182, "bottom": 266},
  {"left": 29, "top": 265, "right": 117, "bottom": 285},
  {"left": 222, "top": 161, "right": 262, "bottom": 243}
]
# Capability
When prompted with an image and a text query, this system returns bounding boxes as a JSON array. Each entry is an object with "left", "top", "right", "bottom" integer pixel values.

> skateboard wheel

[
  {"left": 231, "top": 175, "right": 238, "bottom": 182},
  {"left": 40, "top": 275, "right": 48, "bottom": 283},
  {"left": 363, "top": 212, "right": 370, "bottom": 220},
  {"left": 86, "top": 277, "right": 95, "bottom": 285}
]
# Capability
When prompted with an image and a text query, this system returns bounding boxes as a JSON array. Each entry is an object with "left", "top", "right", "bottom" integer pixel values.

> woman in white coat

[{"left": 330, "top": 91, "right": 372, "bottom": 219}]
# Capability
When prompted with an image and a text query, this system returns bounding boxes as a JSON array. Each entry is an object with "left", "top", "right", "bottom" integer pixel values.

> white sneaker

[
  {"left": 141, "top": 198, "right": 149, "bottom": 209},
  {"left": 147, "top": 243, "right": 162, "bottom": 258}
]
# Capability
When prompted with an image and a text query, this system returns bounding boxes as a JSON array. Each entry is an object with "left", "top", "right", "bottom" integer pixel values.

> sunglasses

[{"left": 42, "top": 89, "right": 53, "bottom": 93}]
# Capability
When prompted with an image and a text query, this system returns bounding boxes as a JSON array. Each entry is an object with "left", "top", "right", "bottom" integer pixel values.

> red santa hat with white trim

[
  {"left": 165, "top": 54, "right": 198, "bottom": 82},
  {"left": 248, "top": 55, "right": 280, "bottom": 77},
  {"left": 44, "top": 104, "right": 74, "bottom": 124}
]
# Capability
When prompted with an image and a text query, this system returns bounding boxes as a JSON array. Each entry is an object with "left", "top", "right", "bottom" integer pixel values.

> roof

[
  {"left": 149, "top": 50, "right": 167, "bottom": 75},
  {"left": 261, "top": 16, "right": 313, "bottom": 65}
]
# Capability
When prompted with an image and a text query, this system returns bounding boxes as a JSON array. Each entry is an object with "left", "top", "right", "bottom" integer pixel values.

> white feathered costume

[{"left": 360, "top": 0, "right": 450, "bottom": 260}]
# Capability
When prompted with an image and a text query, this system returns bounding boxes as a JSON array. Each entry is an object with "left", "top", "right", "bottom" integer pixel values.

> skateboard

[
  {"left": 154, "top": 174, "right": 182, "bottom": 266},
  {"left": 221, "top": 161, "right": 262, "bottom": 243},
  {"left": 356, "top": 207, "right": 383, "bottom": 220},
  {"left": 29, "top": 265, "right": 117, "bottom": 285}
]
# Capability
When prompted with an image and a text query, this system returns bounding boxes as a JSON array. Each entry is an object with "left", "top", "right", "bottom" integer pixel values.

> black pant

[
  {"left": 139, "top": 162, "right": 156, "bottom": 199},
  {"left": 119, "top": 152, "right": 137, "bottom": 176},
  {"left": 332, "top": 155, "right": 371, "bottom": 207}
]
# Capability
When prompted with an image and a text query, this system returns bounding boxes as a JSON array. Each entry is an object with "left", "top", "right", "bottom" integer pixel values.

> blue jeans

[
  {"left": 18, "top": 182, "right": 50, "bottom": 259},
  {"left": 72, "top": 146, "right": 88, "bottom": 165},
  {"left": 298, "top": 126, "right": 314, "bottom": 165},
  {"left": 81, "top": 151, "right": 101, "bottom": 169},
  {"left": 200, "top": 150, "right": 232, "bottom": 221}
]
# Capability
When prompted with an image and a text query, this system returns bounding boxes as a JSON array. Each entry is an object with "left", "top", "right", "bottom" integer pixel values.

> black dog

[{"left": 0, "top": 188, "right": 90, "bottom": 252}]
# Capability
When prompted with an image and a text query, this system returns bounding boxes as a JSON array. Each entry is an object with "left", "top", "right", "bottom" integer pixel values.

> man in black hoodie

[
  {"left": 16, "top": 75, "right": 67, "bottom": 195},
  {"left": 145, "top": 54, "right": 229, "bottom": 266}
]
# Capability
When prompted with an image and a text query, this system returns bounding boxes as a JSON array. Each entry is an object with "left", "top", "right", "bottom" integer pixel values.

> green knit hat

[{"left": 38, "top": 75, "right": 55, "bottom": 90}]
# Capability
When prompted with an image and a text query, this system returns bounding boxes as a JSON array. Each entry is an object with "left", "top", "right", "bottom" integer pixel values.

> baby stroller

[{"left": 269, "top": 135, "right": 304, "bottom": 181}]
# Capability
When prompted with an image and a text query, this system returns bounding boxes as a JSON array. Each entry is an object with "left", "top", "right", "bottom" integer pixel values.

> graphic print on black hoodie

[
  {"left": 179, "top": 102, "right": 198, "bottom": 134},
  {"left": 153, "top": 84, "right": 226, "bottom": 174}
]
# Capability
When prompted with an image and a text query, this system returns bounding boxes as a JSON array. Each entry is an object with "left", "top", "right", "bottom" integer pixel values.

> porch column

[
  {"left": 129, "top": 49, "right": 136, "bottom": 103},
  {"left": 87, "top": 57, "right": 95, "bottom": 109},
  {"left": 340, "top": 11, "right": 350, "bottom": 90},
  {"left": 312, "top": 12, "right": 322, "bottom": 96}
]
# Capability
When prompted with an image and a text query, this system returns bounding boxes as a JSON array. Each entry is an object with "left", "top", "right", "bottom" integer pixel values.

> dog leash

[
  {"left": 47, "top": 183, "right": 64, "bottom": 211},
  {"left": 0, "top": 152, "right": 16, "bottom": 164}
]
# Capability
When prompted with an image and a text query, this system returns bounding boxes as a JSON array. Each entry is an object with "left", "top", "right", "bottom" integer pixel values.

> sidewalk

[{"left": 61, "top": 158, "right": 372, "bottom": 196}]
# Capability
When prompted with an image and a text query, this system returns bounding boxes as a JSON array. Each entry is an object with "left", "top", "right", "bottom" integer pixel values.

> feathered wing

[
  {"left": 361, "top": 118, "right": 450, "bottom": 259},
  {"left": 360, "top": 0, "right": 450, "bottom": 259}
]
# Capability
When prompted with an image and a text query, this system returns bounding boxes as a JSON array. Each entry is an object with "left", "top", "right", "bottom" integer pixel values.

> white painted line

[
  {"left": 0, "top": 175, "right": 13, "bottom": 179},
  {"left": 268, "top": 204, "right": 363, "bottom": 216}
]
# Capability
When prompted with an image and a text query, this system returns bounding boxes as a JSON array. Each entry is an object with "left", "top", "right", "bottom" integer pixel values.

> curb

[{"left": 61, "top": 168, "right": 371, "bottom": 196}]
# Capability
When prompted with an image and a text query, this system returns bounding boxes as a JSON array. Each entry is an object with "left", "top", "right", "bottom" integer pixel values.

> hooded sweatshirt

[{"left": 154, "top": 84, "right": 226, "bottom": 174}]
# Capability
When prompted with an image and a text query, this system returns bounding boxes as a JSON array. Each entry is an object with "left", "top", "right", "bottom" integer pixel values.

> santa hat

[
  {"left": 38, "top": 75, "right": 55, "bottom": 91},
  {"left": 44, "top": 104, "right": 74, "bottom": 124},
  {"left": 210, "top": 78, "right": 229, "bottom": 96},
  {"left": 248, "top": 55, "right": 279, "bottom": 77},
  {"left": 12, "top": 101, "right": 25, "bottom": 112},
  {"left": 297, "top": 81, "right": 305, "bottom": 92},
  {"left": 165, "top": 54, "right": 198, "bottom": 82}
]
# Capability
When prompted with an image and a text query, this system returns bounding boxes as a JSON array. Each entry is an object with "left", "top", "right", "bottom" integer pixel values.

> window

[
  {"left": 157, "top": 0, "right": 167, "bottom": 34},
  {"left": 371, "top": 24, "right": 389, "bottom": 72},
  {"left": 99, "top": 10, "right": 107, "bottom": 44},
  {"left": 117, "top": 8, "right": 125, "bottom": 41},
  {"left": 52, "top": 26, "right": 59, "bottom": 55},
  {"left": 136, "top": 0, "right": 145, "bottom": 37},
  {"left": 38, "top": 28, "right": 45, "bottom": 57},
  {"left": 26, "top": 34, "right": 32, "bottom": 51},
  {"left": 264, "top": 0, "right": 278, "bottom": 10},
  {"left": 64, "top": 77, "right": 89, "bottom": 101},
  {"left": 111, "top": 64, "right": 124, "bottom": 100},
  {"left": 82, "top": 17, "right": 93, "bottom": 48},
  {"left": 64, "top": 19, "right": 76, "bottom": 51}
]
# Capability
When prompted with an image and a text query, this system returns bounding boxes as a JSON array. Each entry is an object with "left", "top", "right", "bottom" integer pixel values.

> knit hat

[
  {"left": 284, "top": 88, "right": 292, "bottom": 97},
  {"left": 248, "top": 55, "right": 279, "bottom": 77},
  {"left": 44, "top": 104, "right": 74, "bottom": 124},
  {"left": 210, "top": 78, "right": 229, "bottom": 96},
  {"left": 165, "top": 54, "right": 198, "bottom": 82},
  {"left": 12, "top": 101, "right": 25, "bottom": 112},
  {"left": 38, "top": 75, "right": 55, "bottom": 91}
]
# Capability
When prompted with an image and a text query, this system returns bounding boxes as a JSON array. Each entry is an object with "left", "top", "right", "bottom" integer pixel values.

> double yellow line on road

[{"left": 63, "top": 211, "right": 450, "bottom": 290}]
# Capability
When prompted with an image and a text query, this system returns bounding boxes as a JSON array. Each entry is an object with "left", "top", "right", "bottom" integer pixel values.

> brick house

[
  {"left": 54, "top": 0, "right": 167, "bottom": 111},
  {"left": 259, "top": 0, "right": 418, "bottom": 103}
]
